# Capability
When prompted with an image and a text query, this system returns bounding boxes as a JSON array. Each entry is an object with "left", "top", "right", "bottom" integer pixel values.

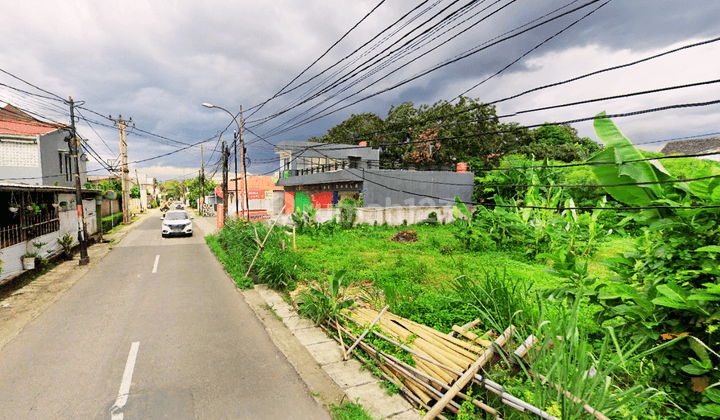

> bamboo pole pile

[{"left": 337, "top": 307, "right": 566, "bottom": 420}]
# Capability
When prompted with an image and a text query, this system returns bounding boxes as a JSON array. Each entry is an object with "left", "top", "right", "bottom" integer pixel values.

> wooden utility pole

[
  {"left": 110, "top": 115, "right": 133, "bottom": 224},
  {"left": 68, "top": 97, "right": 89, "bottom": 265}
]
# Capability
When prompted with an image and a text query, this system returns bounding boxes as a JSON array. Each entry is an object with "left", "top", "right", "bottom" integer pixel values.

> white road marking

[
  {"left": 110, "top": 341, "right": 140, "bottom": 420},
  {"left": 152, "top": 255, "right": 160, "bottom": 273}
]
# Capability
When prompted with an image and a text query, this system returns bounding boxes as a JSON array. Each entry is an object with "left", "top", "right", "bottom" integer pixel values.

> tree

[
  {"left": 519, "top": 123, "right": 601, "bottom": 162},
  {"left": 186, "top": 175, "right": 216, "bottom": 205},
  {"left": 312, "top": 97, "right": 535, "bottom": 170},
  {"left": 162, "top": 179, "right": 182, "bottom": 200},
  {"left": 130, "top": 184, "right": 140, "bottom": 199},
  {"left": 312, "top": 112, "right": 385, "bottom": 148}
]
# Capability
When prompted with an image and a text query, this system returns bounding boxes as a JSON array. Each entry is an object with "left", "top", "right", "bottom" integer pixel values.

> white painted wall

[
  {"left": 311, "top": 205, "right": 475, "bottom": 227},
  {"left": 0, "top": 193, "right": 98, "bottom": 283}
]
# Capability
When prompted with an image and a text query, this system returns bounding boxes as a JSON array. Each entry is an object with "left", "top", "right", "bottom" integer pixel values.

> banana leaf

[{"left": 587, "top": 113, "right": 674, "bottom": 206}]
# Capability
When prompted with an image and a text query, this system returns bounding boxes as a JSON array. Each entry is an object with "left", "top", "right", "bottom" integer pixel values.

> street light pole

[{"left": 202, "top": 103, "right": 249, "bottom": 221}]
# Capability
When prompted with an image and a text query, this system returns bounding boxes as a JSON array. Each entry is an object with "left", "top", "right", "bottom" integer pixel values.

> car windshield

[{"left": 165, "top": 212, "right": 188, "bottom": 221}]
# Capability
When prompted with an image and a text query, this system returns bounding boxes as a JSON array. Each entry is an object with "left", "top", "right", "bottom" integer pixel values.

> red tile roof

[{"left": 0, "top": 104, "right": 65, "bottom": 136}]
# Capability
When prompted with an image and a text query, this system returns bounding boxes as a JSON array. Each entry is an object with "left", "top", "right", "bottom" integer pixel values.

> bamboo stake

[
  {"left": 336, "top": 318, "right": 347, "bottom": 360},
  {"left": 392, "top": 318, "right": 479, "bottom": 362},
  {"left": 330, "top": 322, "right": 500, "bottom": 419},
  {"left": 341, "top": 314, "right": 559, "bottom": 419},
  {"left": 344, "top": 305, "right": 389, "bottom": 360},
  {"left": 346, "top": 337, "right": 450, "bottom": 420},
  {"left": 452, "top": 326, "right": 493, "bottom": 348},
  {"left": 421, "top": 326, "right": 515, "bottom": 420},
  {"left": 244, "top": 205, "right": 285, "bottom": 278},
  {"left": 450, "top": 318, "right": 483, "bottom": 338},
  {"left": 292, "top": 226, "right": 296, "bottom": 249},
  {"left": 389, "top": 312, "right": 489, "bottom": 355}
]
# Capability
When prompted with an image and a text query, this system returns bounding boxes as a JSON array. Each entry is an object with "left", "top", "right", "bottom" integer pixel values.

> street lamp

[{"left": 202, "top": 103, "right": 250, "bottom": 221}]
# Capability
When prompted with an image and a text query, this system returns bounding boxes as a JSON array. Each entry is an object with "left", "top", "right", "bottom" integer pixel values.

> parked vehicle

[{"left": 161, "top": 210, "right": 193, "bottom": 237}]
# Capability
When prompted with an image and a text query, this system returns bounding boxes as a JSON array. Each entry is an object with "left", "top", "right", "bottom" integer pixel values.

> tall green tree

[
  {"left": 313, "top": 97, "right": 534, "bottom": 170},
  {"left": 519, "top": 123, "right": 601, "bottom": 162},
  {"left": 186, "top": 175, "right": 217, "bottom": 203},
  {"left": 162, "top": 179, "right": 183, "bottom": 200}
]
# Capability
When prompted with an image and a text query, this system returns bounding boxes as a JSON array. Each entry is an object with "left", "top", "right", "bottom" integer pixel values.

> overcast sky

[{"left": 1, "top": 0, "right": 719, "bottom": 182}]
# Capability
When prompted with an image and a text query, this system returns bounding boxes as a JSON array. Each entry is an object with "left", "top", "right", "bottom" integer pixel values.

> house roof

[
  {"left": 660, "top": 138, "right": 720, "bottom": 156},
  {"left": 0, "top": 104, "right": 65, "bottom": 136}
]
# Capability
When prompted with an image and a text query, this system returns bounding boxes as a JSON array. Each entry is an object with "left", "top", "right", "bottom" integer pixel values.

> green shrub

[
  {"left": 214, "top": 220, "right": 301, "bottom": 290},
  {"left": 101, "top": 213, "right": 124, "bottom": 232}
]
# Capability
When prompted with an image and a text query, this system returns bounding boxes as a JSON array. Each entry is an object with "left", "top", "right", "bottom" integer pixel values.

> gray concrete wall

[
  {"left": 0, "top": 166, "right": 43, "bottom": 185},
  {"left": 311, "top": 205, "right": 476, "bottom": 227},
  {"left": 362, "top": 170, "right": 474, "bottom": 208},
  {"left": 39, "top": 130, "right": 87, "bottom": 187}
]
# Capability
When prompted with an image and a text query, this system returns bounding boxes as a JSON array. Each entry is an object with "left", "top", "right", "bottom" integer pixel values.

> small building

[
  {"left": 274, "top": 141, "right": 475, "bottom": 214},
  {"left": 0, "top": 183, "right": 100, "bottom": 284},
  {"left": 228, "top": 175, "right": 285, "bottom": 221},
  {"left": 0, "top": 104, "right": 88, "bottom": 187}
]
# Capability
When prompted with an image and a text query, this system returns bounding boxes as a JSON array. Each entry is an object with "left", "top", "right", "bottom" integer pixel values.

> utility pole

[
  {"left": 68, "top": 97, "right": 89, "bottom": 265},
  {"left": 239, "top": 106, "right": 250, "bottom": 221},
  {"left": 135, "top": 169, "right": 142, "bottom": 212},
  {"left": 110, "top": 115, "right": 133, "bottom": 224},
  {"left": 200, "top": 145, "right": 205, "bottom": 215},
  {"left": 222, "top": 138, "right": 229, "bottom": 221},
  {"left": 234, "top": 131, "right": 239, "bottom": 218}
]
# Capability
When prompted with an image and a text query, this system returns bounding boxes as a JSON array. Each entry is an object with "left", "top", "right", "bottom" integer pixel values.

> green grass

[
  {"left": 205, "top": 235, "right": 254, "bottom": 289},
  {"left": 294, "top": 223, "right": 556, "bottom": 288},
  {"left": 330, "top": 401, "right": 378, "bottom": 420}
]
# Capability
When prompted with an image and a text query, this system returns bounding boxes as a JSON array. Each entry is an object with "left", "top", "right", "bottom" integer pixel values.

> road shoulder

[{"left": 0, "top": 211, "right": 152, "bottom": 352}]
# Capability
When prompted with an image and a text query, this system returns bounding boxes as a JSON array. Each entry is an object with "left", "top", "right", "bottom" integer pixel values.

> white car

[{"left": 161, "top": 210, "right": 193, "bottom": 237}]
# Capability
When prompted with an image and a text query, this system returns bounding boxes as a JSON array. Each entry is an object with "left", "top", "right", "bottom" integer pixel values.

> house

[
  {"left": 0, "top": 104, "right": 88, "bottom": 187},
  {"left": 660, "top": 138, "right": 720, "bottom": 159},
  {"left": 0, "top": 183, "right": 101, "bottom": 284},
  {"left": 274, "top": 141, "right": 475, "bottom": 224},
  {"left": 227, "top": 175, "right": 285, "bottom": 221}
]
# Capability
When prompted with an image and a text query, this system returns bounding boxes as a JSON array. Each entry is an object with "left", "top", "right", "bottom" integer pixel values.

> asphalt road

[{"left": 0, "top": 213, "right": 330, "bottom": 420}]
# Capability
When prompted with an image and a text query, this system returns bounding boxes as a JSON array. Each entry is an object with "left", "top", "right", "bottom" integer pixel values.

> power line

[
  {"left": 246, "top": 0, "right": 390, "bottom": 120},
  {"left": 0, "top": 68, "right": 66, "bottom": 101},
  {"left": 254, "top": 0, "right": 607, "bottom": 139}
]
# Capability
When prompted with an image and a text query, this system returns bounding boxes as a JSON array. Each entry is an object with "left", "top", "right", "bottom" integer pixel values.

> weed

[
  {"left": 330, "top": 401, "right": 378, "bottom": 420},
  {"left": 297, "top": 270, "right": 354, "bottom": 326},
  {"left": 262, "top": 304, "right": 283, "bottom": 322}
]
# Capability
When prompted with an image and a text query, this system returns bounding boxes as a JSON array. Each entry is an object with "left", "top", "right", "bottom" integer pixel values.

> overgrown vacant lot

[
  {"left": 208, "top": 118, "right": 720, "bottom": 419},
  {"left": 295, "top": 222, "right": 632, "bottom": 288}
]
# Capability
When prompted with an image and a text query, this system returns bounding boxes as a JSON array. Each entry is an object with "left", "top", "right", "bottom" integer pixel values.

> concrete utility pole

[
  {"left": 200, "top": 145, "right": 205, "bottom": 215},
  {"left": 222, "top": 138, "right": 229, "bottom": 221},
  {"left": 68, "top": 97, "right": 89, "bottom": 265},
  {"left": 110, "top": 115, "right": 133, "bottom": 224},
  {"left": 234, "top": 131, "right": 239, "bottom": 217},
  {"left": 239, "top": 105, "right": 250, "bottom": 221},
  {"left": 135, "top": 169, "right": 142, "bottom": 212},
  {"left": 202, "top": 103, "right": 249, "bottom": 221}
]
